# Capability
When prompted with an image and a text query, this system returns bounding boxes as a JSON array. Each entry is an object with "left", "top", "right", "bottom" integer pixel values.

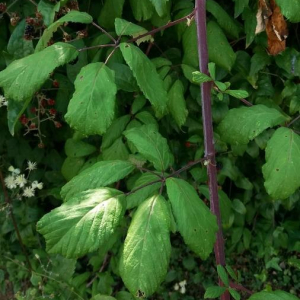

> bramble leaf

[
  {"left": 37, "top": 188, "right": 125, "bottom": 258},
  {"left": 120, "top": 195, "right": 171, "bottom": 297},
  {"left": 167, "top": 80, "right": 188, "bottom": 128},
  {"left": 166, "top": 178, "right": 218, "bottom": 259},
  {"left": 0, "top": 43, "right": 78, "bottom": 102},
  {"left": 218, "top": 105, "right": 287, "bottom": 145},
  {"left": 65, "top": 63, "right": 117, "bottom": 136},
  {"left": 124, "top": 124, "right": 174, "bottom": 172},
  {"left": 61, "top": 160, "right": 135, "bottom": 201},
  {"left": 120, "top": 43, "right": 168, "bottom": 117},
  {"left": 248, "top": 290, "right": 300, "bottom": 300},
  {"left": 263, "top": 127, "right": 300, "bottom": 199},
  {"left": 204, "top": 286, "right": 227, "bottom": 299},
  {"left": 35, "top": 11, "right": 93, "bottom": 52},
  {"left": 275, "top": 0, "right": 300, "bottom": 22}
]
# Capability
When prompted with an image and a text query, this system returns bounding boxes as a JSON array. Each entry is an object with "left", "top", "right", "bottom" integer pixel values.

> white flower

[
  {"left": 27, "top": 161, "right": 37, "bottom": 171},
  {"left": 4, "top": 175, "right": 17, "bottom": 189},
  {"left": 179, "top": 280, "right": 187, "bottom": 294},
  {"left": 174, "top": 283, "right": 179, "bottom": 291},
  {"left": 15, "top": 174, "right": 27, "bottom": 188},
  {"left": 0, "top": 95, "right": 7, "bottom": 107},
  {"left": 8, "top": 166, "right": 20, "bottom": 175},
  {"left": 31, "top": 181, "right": 43, "bottom": 190},
  {"left": 23, "top": 187, "right": 35, "bottom": 198}
]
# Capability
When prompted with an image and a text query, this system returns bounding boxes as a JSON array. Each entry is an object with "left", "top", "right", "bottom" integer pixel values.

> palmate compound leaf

[
  {"left": 65, "top": 62, "right": 117, "bottom": 136},
  {"left": 61, "top": 160, "right": 135, "bottom": 201},
  {"left": 262, "top": 127, "right": 300, "bottom": 199},
  {"left": 248, "top": 290, "right": 300, "bottom": 300},
  {"left": 37, "top": 188, "right": 126, "bottom": 258},
  {"left": 35, "top": 10, "right": 93, "bottom": 52},
  {"left": 166, "top": 178, "right": 218, "bottom": 260},
  {"left": 0, "top": 43, "right": 78, "bottom": 102},
  {"left": 123, "top": 124, "right": 174, "bottom": 172},
  {"left": 218, "top": 104, "right": 287, "bottom": 145},
  {"left": 120, "top": 43, "right": 168, "bottom": 118},
  {"left": 119, "top": 195, "right": 171, "bottom": 298}
]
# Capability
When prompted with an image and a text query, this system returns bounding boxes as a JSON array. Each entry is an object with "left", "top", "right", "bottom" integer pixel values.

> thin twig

[
  {"left": 138, "top": 167, "right": 163, "bottom": 179},
  {"left": 0, "top": 0, "right": 20, "bottom": 19},
  {"left": 195, "top": 1, "right": 229, "bottom": 300},
  {"left": 229, "top": 282, "right": 253, "bottom": 295},
  {"left": 92, "top": 22, "right": 116, "bottom": 43},
  {"left": 240, "top": 98, "right": 253, "bottom": 106},
  {"left": 127, "top": 10, "right": 195, "bottom": 44},
  {"left": 78, "top": 43, "right": 116, "bottom": 52},
  {"left": 27, "top": 0, "right": 38, "bottom": 6},
  {"left": 287, "top": 114, "right": 300, "bottom": 128},
  {"left": 0, "top": 170, "right": 32, "bottom": 272}
]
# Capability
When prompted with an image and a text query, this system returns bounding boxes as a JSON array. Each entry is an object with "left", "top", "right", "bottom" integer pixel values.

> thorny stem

[
  {"left": 195, "top": 1, "right": 229, "bottom": 300},
  {"left": 0, "top": 169, "right": 32, "bottom": 272}
]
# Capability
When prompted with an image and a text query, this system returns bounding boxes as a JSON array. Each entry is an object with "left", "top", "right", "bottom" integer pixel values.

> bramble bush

[{"left": 0, "top": 0, "right": 300, "bottom": 299}]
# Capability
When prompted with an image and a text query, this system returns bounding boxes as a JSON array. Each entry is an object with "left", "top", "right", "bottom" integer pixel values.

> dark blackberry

[{"left": 24, "top": 25, "right": 35, "bottom": 35}]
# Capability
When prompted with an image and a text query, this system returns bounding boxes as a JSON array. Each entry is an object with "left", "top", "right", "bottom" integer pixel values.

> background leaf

[
  {"left": 65, "top": 62, "right": 117, "bottom": 136},
  {"left": 124, "top": 124, "right": 174, "bottom": 172},
  {"left": 263, "top": 127, "right": 300, "bottom": 199},
  {"left": 166, "top": 178, "right": 218, "bottom": 259},
  {"left": 37, "top": 188, "right": 125, "bottom": 258},
  {"left": 120, "top": 195, "right": 171, "bottom": 297},
  {"left": 218, "top": 105, "right": 287, "bottom": 145}
]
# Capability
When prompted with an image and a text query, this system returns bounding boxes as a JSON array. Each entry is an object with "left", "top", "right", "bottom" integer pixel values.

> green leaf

[
  {"left": 37, "top": 0, "right": 60, "bottom": 27},
  {"left": 232, "top": 199, "right": 246, "bottom": 215},
  {"left": 124, "top": 124, "right": 174, "bottom": 172},
  {"left": 115, "top": 18, "right": 153, "bottom": 45},
  {"left": 225, "top": 265, "right": 238, "bottom": 281},
  {"left": 108, "top": 63, "right": 138, "bottom": 92},
  {"left": 167, "top": 80, "right": 188, "bottom": 128},
  {"left": 166, "top": 178, "right": 218, "bottom": 259},
  {"left": 262, "top": 127, "right": 300, "bottom": 199},
  {"left": 192, "top": 71, "right": 212, "bottom": 84},
  {"left": 120, "top": 43, "right": 168, "bottom": 117},
  {"left": 61, "top": 157, "right": 85, "bottom": 181},
  {"left": 37, "top": 188, "right": 125, "bottom": 258},
  {"left": 207, "top": 21, "right": 236, "bottom": 71},
  {"left": 126, "top": 173, "right": 161, "bottom": 209},
  {"left": 7, "top": 97, "right": 31, "bottom": 136},
  {"left": 148, "top": 0, "right": 168, "bottom": 16},
  {"left": 116, "top": 291, "right": 135, "bottom": 300},
  {"left": 250, "top": 51, "right": 272, "bottom": 77},
  {"left": 35, "top": 11, "right": 93, "bottom": 52},
  {"left": 204, "top": 286, "right": 227, "bottom": 299},
  {"left": 198, "top": 186, "right": 232, "bottom": 229},
  {"left": 120, "top": 195, "right": 171, "bottom": 298},
  {"left": 228, "top": 288, "right": 241, "bottom": 300},
  {"left": 182, "top": 22, "right": 198, "bottom": 68},
  {"left": 233, "top": 0, "right": 249, "bottom": 18},
  {"left": 7, "top": 20, "right": 34, "bottom": 59},
  {"left": 65, "top": 139, "right": 96, "bottom": 158},
  {"left": 218, "top": 105, "right": 287, "bottom": 145},
  {"left": 0, "top": 43, "right": 78, "bottom": 102},
  {"left": 206, "top": 0, "right": 240, "bottom": 38},
  {"left": 225, "top": 89, "right": 249, "bottom": 99},
  {"left": 102, "top": 137, "right": 129, "bottom": 161},
  {"left": 243, "top": 7, "right": 256, "bottom": 47},
  {"left": 98, "top": 0, "right": 125, "bottom": 29},
  {"left": 217, "top": 265, "right": 229, "bottom": 286},
  {"left": 215, "top": 81, "right": 228, "bottom": 92},
  {"left": 275, "top": 48, "right": 300, "bottom": 77},
  {"left": 102, "top": 115, "right": 131, "bottom": 150},
  {"left": 182, "top": 64, "right": 199, "bottom": 84},
  {"left": 65, "top": 63, "right": 117, "bottom": 136},
  {"left": 275, "top": 0, "right": 300, "bottom": 22},
  {"left": 129, "top": 0, "right": 154, "bottom": 21},
  {"left": 61, "top": 160, "right": 135, "bottom": 201},
  {"left": 248, "top": 291, "right": 300, "bottom": 300},
  {"left": 208, "top": 62, "right": 216, "bottom": 80}
]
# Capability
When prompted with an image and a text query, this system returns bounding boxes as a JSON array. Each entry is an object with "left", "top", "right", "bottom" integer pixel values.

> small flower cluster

[
  {"left": 4, "top": 161, "right": 43, "bottom": 198},
  {"left": 0, "top": 95, "right": 7, "bottom": 107},
  {"left": 174, "top": 280, "right": 187, "bottom": 294}
]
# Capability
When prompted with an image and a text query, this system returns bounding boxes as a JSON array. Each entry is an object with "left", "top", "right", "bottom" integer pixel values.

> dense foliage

[{"left": 0, "top": 0, "right": 300, "bottom": 299}]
